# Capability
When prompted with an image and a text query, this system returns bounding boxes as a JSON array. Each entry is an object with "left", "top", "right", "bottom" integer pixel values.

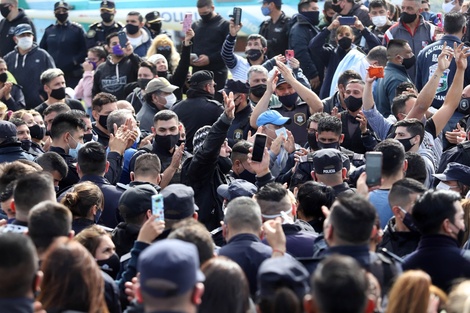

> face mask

[
  {"left": 89, "top": 61, "right": 97, "bottom": 70},
  {"left": 372, "top": 15, "right": 388, "bottom": 27},
  {"left": 126, "top": 24, "right": 140, "bottom": 35},
  {"left": 29, "top": 124, "right": 46, "bottom": 140},
  {"left": 238, "top": 169, "right": 257, "bottom": 184},
  {"left": 396, "top": 136, "right": 416, "bottom": 152},
  {"left": 325, "top": 15, "right": 333, "bottom": 23},
  {"left": 332, "top": 4, "right": 342, "bottom": 13},
  {"left": 164, "top": 93, "right": 177, "bottom": 109},
  {"left": 138, "top": 78, "right": 151, "bottom": 89},
  {"left": 153, "top": 133, "right": 179, "bottom": 151},
  {"left": 94, "top": 208, "right": 102, "bottom": 224},
  {"left": 100, "top": 12, "right": 114, "bottom": 23},
  {"left": 261, "top": 6, "right": 271, "bottom": 16},
  {"left": 98, "top": 114, "right": 108, "bottom": 129},
  {"left": 317, "top": 141, "right": 340, "bottom": 150},
  {"left": 436, "top": 181, "right": 455, "bottom": 190},
  {"left": 0, "top": 4, "right": 10, "bottom": 18},
  {"left": 218, "top": 156, "right": 233, "bottom": 174},
  {"left": 250, "top": 84, "right": 267, "bottom": 98},
  {"left": 150, "top": 22, "right": 162, "bottom": 33},
  {"left": 275, "top": 127, "right": 287, "bottom": 138},
  {"left": 83, "top": 133, "right": 94, "bottom": 142},
  {"left": 112, "top": 44, "right": 124, "bottom": 56},
  {"left": 344, "top": 96, "right": 363, "bottom": 112},
  {"left": 245, "top": 49, "right": 263, "bottom": 61},
  {"left": 0, "top": 72, "right": 7, "bottom": 84},
  {"left": 54, "top": 185, "right": 60, "bottom": 193},
  {"left": 400, "top": 12, "right": 417, "bottom": 24},
  {"left": 55, "top": 13, "right": 68, "bottom": 23},
  {"left": 421, "top": 11, "right": 431, "bottom": 20},
  {"left": 50, "top": 87, "right": 66, "bottom": 100},
  {"left": 17, "top": 37, "right": 33, "bottom": 51},
  {"left": 157, "top": 71, "right": 168, "bottom": 78},
  {"left": 338, "top": 37, "right": 352, "bottom": 50},
  {"left": 21, "top": 140, "right": 32, "bottom": 151},
  {"left": 278, "top": 92, "right": 298, "bottom": 108},
  {"left": 96, "top": 253, "right": 120, "bottom": 280},
  {"left": 68, "top": 137, "right": 84, "bottom": 159},
  {"left": 300, "top": 11, "right": 320, "bottom": 26},
  {"left": 200, "top": 12, "right": 213, "bottom": 23},
  {"left": 157, "top": 49, "right": 172, "bottom": 62},
  {"left": 442, "top": 1, "right": 455, "bottom": 13},
  {"left": 398, "top": 206, "right": 421, "bottom": 233},
  {"left": 449, "top": 222, "right": 466, "bottom": 246},
  {"left": 308, "top": 132, "right": 319, "bottom": 150},
  {"left": 401, "top": 55, "right": 416, "bottom": 69}
]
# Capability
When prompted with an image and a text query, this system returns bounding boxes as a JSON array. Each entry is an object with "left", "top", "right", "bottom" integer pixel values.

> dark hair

[
  {"left": 367, "top": 46, "right": 388, "bottom": 67},
  {"left": 197, "top": 0, "right": 213, "bottom": 8},
  {"left": 88, "top": 46, "right": 107, "bottom": 60},
  {"left": 391, "top": 94, "right": 416, "bottom": 118},
  {"left": 338, "top": 70, "right": 362, "bottom": 88},
  {"left": 9, "top": 117, "right": 27, "bottom": 128},
  {"left": 412, "top": 190, "right": 462, "bottom": 235},
  {"left": 50, "top": 112, "right": 86, "bottom": 140},
  {"left": 373, "top": 139, "right": 405, "bottom": 177},
  {"left": 324, "top": 0, "right": 333, "bottom": 10},
  {"left": 139, "top": 60, "right": 157, "bottom": 76},
  {"left": 0, "top": 233, "right": 38, "bottom": 298},
  {"left": 256, "top": 182, "right": 288, "bottom": 202},
  {"left": 74, "top": 225, "right": 109, "bottom": 257},
  {"left": 199, "top": 257, "right": 250, "bottom": 313},
  {"left": 395, "top": 82, "right": 417, "bottom": 96},
  {"left": 317, "top": 115, "right": 342, "bottom": 136},
  {"left": 127, "top": 11, "right": 143, "bottom": 22},
  {"left": 153, "top": 109, "right": 179, "bottom": 124},
  {"left": 387, "top": 39, "right": 409, "bottom": 58},
  {"left": 394, "top": 118, "right": 425, "bottom": 145},
  {"left": 247, "top": 34, "right": 267, "bottom": 48},
  {"left": 388, "top": 178, "right": 427, "bottom": 208},
  {"left": 43, "top": 103, "right": 71, "bottom": 118},
  {"left": 0, "top": 161, "right": 39, "bottom": 202},
  {"left": 14, "top": 172, "right": 55, "bottom": 216},
  {"left": 258, "top": 288, "right": 303, "bottom": 313},
  {"left": 36, "top": 151, "right": 69, "bottom": 181},
  {"left": 231, "top": 140, "right": 252, "bottom": 163},
  {"left": 405, "top": 152, "right": 427, "bottom": 184},
  {"left": 444, "top": 12, "right": 466, "bottom": 34},
  {"left": 106, "top": 32, "right": 118, "bottom": 46},
  {"left": 296, "top": 181, "right": 335, "bottom": 231},
  {"left": 298, "top": 0, "right": 318, "bottom": 12},
  {"left": 330, "top": 194, "right": 376, "bottom": 244},
  {"left": 134, "top": 153, "right": 162, "bottom": 178},
  {"left": 28, "top": 201, "right": 72, "bottom": 253},
  {"left": 311, "top": 255, "right": 368, "bottom": 313},
  {"left": 77, "top": 141, "right": 107, "bottom": 176},
  {"left": 308, "top": 112, "right": 329, "bottom": 125},
  {"left": 61, "top": 181, "right": 104, "bottom": 218},
  {"left": 92, "top": 92, "right": 117, "bottom": 112},
  {"left": 369, "top": 0, "right": 388, "bottom": 9}
]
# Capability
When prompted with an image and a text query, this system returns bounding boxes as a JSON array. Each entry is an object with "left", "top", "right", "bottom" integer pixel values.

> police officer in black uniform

[
  {"left": 145, "top": 11, "right": 166, "bottom": 39},
  {"left": 39, "top": 1, "right": 87, "bottom": 89},
  {"left": 86, "top": 0, "right": 123, "bottom": 49}
]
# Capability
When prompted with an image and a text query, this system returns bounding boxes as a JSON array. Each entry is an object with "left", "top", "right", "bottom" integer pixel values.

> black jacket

[
  {"left": 378, "top": 217, "right": 421, "bottom": 258},
  {"left": 0, "top": 8, "right": 37, "bottom": 57},
  {"left": 111, "top": 222, "right": 140, "bottom": 258},
  {"left": 0, "top": 142, "right": 34, "bottom": 163}
]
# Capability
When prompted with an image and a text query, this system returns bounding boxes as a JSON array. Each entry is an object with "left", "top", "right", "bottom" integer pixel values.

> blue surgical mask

[
  {"left": 68, "top": 135, "right": 84, "bottom": 159},
  {"left": 275, "top": 127, "right": 287, "bottom": 138},
  {"left": 261, "top": 6, "right": 271, "bottom": 16}
]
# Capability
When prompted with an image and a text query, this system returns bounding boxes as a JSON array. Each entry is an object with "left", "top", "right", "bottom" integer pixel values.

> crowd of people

[{"left": 3, "top": 0, "right": 470, "bottom": 311}]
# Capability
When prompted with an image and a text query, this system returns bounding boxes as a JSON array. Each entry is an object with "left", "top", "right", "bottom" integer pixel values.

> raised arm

[
  {"left": 221, "top": 20, "right": 241, "bottom": 69},
  {"left": 250, "top": 68, "right": 278, "bottom": 129}
]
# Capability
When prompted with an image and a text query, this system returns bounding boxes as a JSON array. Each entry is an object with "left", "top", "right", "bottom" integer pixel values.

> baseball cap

[
  {"left": 14, "top": 24, "right": 33, "bottom": 36},
  {"left": 138, "top": 239, "right": 205, "bottom": 297},
  {"left": 145, "top": 77, "right": 179, "bottom": 94},
  {"left": 146, "top": 11, "right": 162, "bottom": 23},
  {"left": 312, "top": 148, "right": 344, "bottom": 175},
  {"left": 118, "top": 184, "right": 158, "bottom": 218},
  {"left": 0, "top": 121, "right": 17, "bottom": 139},
  {"left": 218, "top": 79, "right": 250, "bottom": 94},
  {"left": 54, "top": 1, "right": 70, "bottom": 10},
  {"left": 217, "top": 179, "right": 257, "bottom": 201},
  {"left": 100, "top": 0, "right": 115, "bottom": 10},
  {"left": 276, "top": 73, "right": 289, "bottom": 87},
  {"left": 160, "top": 184, "right": 199, "bottom": 220},
  {"left": 256, "top": 110, "right": 291, "bottom": 127},
  {"left": 433, "top": 162, "right": 470, "bottom": 187},
  {"left": 257, "top": 256, "right": 310, "bottom": 300}
]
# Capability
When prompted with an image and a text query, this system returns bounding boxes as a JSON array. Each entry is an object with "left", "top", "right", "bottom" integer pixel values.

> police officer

[
  {"left": 86, "top": 0, "right": 123, "bottom": 49},
  {"left": 39, "top": 1, "right": 87, "bottom": 89},
  {"left": 145, "top": 11, "right": 166, "bottom": 39}
]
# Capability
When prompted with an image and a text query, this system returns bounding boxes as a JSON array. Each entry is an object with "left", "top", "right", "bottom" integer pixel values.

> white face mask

[
  {"left": 372, "top": 15, "right": 388, "bottom": 27},
  {"left": 17, "top": 37, "right": 33, "bottom": 51},
  {"left": 275, "top": 127, "right": 287, "bottom": 138},
  {"left": 436, "top": 181, "right": 453, "bottom": 190},
  {"left": 164, "top": 93, "right": 177, "bottom": 109},
  {"left": 442, "top": 1, "right": 455, "bottom": 13}
]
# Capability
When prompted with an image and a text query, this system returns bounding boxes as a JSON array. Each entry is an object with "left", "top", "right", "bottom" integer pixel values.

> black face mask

[
  {"left": 150, "top": 21, "right": 162, "bottom": 33},
  {"left": 138, "top": 78, "right": 151, "bottom": 89},
  {"left": 325, "top": 15, "right": 333, "bottom": 23},
  {"left": 50, "top": 87, "right": 66, "bottom": 100},
  {"left": 398, "top": 207, "right": 421, "bottom": 233},
  {"left": 98, "top": 114, "right": 108, "bottom": 129},
  {"left": 55, "top": 13, "right": 68, "bottom": 23},
  {"left": 97, "top": 253, "right": 120, "bottom": 280},
  {"left": 250, "top": 84, "right": 267, "bottom": 98},
  {"left": 245, "top": 49, "right": 263, "bottom": 61},
  {"left": 200, "top": 12, "right": 213, "bottom": 23},
  {"left": 344, "top": 96, "right": 363, "bottom": 112},
  {"left": 0, "top": 4, "right": 10, "bottom": 18},
  {"left": 21, "top": 139, "right": 32, "bottom": 151},
  {"left": 396, "top": 136, "right": 416, "bottom": 152},
  {"left": 177, "top": 139, "right": 185, "bottom": 146},
  {"left": 332, "top": 4, "right": 342, "bottom": 13},
  {"left": 456, "top": 227, "right": 466, "bottom": 247},
  {"left": 308, "top": 132, "right": 319, "bottom": 151},
  {"left": 338, "top": 37, "right": 352, "bottom": 50},
  {"left": 400, "top": 12, "right": 417, "bottom": 24},
  {"left": 401, "top": 55, "right": 416, "bottom": 69},
  {"left": 83, "top": 133, "right": 94, "bottom": 142},
  {"left": 317, "top": 141, "right": 340, "bottom": 150},
  {"left": 45, "top": 129, "right": 51, "bottom": 137},
  {"left": 238, "top": 169, "right": 257, "bottom": 184},
  {"left": 156, "top": 48, "right": 172, "bottom": 61},
  {"left": 157, "top": 71, "right": 168, "bottom": 78},
  {"left": 218, "top": 156, "right": 232, "bottom": 174},
  {"left": 126, "top": 24, "right": 140, "bottom": 35},
  {"left": 0, "top": 72, "right": 7, "bottom": 83},
  {"left": 300, "top": 11, "right": 320, "bottom": 26},
  {"left": 29, "top": 124, "right": 46, "bottom": 140},
  {"left": 278, "top": 92, "right": 298, "bottom": 108},
  {"left": 101, "top": 12, "right": 114, "bottom": 23},
  {"left": 153, "top": 133, "right": 179, "bottom": 151}
]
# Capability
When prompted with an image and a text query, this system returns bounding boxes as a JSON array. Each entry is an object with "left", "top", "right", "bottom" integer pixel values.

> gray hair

[
  {"left": 106, "top": 109, "right": 134, "bottom": 134},
  {"left": 40, "top": 68, "right": 64, "bottom": 86},
  {"left": 224, "top": 197, "right": 262, "bottom": 232},
  {"left": 247, "top": 65, "right": 268, "bottom": 82}
]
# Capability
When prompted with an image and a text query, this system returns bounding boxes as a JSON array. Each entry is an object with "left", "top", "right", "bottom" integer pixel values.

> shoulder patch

[
  {"left": 87, "top": 29, "right": 96, "bottom": 38},
  {"left": 71, "top": 21, "right": 83, "bottom": 28}
]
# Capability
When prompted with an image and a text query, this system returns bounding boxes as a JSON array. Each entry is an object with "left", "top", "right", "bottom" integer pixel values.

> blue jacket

[
  {"left": 218, "top": 233, "right": 272, "bottom": 296},
  {"left": 0, "top": 142, "right": 34, "bottom": 163}
]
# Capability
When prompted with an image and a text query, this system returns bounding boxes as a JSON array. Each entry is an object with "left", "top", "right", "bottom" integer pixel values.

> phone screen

[
  {"left": 365, "top": 152, "right": 383, "bottom": 187},
  {"left": 252, "top": 134, "right": 267, "bottom": 162},
  {"left": 151, "top": 194, "right": 165, "bottom": 221},
  {"left": 183, "top": 13, "right": 192, "bottom": 33}
]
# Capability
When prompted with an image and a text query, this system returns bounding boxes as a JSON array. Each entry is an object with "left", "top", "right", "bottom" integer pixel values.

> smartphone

[
  {"left": 183, "top": 13, "right": 192, "bottom": 33},
  {"left": 117, "top": 31, "right": 127, "bottom": 48},
  {"left": 252, "top": 133, "right": 267, "bottom": 162},
  {"left": 365, "top": 152, "right": 383, "bottom": 187},
  {"left": 368, "top": 66, "right": 384, "bottom": 79},
  {"left": 285, "top": 49, "right": 294, "bottom": 60},
  {"left": 338, "top": 16, "right": 356, "bottom": 25},
  {"left": 232, "top": 7, "right": 242, "bottom": 25},
  {"left": 190, "top": 53, "right": 199, "bottom": 62},
  {"left": 151, "top": 194, "right": 165, "bottom": 221}
]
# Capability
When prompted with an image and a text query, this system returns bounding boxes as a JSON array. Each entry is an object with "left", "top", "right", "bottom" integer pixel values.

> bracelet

[{"left": 272, "top": 248, "right": 285, "bottom": 256}]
